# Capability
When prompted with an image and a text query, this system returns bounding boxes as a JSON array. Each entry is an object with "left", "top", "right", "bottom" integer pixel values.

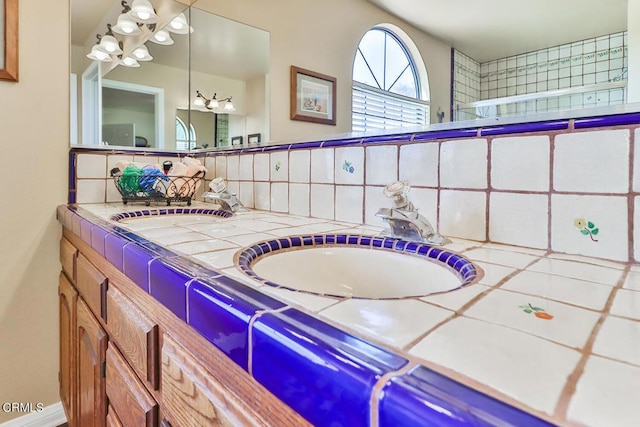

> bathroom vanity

[
  {"left": 61, "top": 107, "right": 640, "bottom": 426},
  {"left": 58, "top": 220, "right": 309, "bottom": 426}
]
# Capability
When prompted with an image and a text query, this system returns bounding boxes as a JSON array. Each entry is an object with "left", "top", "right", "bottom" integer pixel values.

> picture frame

[
  {"left": 290, "top": 65, "right": 336, "bottom": 125},
  {"left": 247, "top": 133, "right": 261, "bottom": 144},
  {"left": 231, "top": 136, "right": 243, "bottom": 146},
  {"left": 0, "top": 0, "right": 19, "bottom": 81}
]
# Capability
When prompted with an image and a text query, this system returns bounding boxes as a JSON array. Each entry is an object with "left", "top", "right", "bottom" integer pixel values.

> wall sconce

[{"left": 194, "top": 91, "right": 235, "bottom": 111}]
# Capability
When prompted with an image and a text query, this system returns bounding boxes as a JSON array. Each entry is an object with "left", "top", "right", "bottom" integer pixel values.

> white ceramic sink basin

[{"left": 237, "top": 235, "right": 478, "bottom": 299}]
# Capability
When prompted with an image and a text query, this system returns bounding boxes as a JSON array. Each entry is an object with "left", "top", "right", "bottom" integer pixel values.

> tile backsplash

[{"left": 73, "top": 120, "right": 640, "bottom": 263}]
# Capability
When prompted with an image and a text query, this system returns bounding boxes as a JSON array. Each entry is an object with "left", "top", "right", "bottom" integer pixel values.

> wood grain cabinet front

[
  {"left": 106, "top": 284, "right": 159, "bottom": 390},
  {"left": 77, "top": 298, "right": 107, "bottom": 427},
  {"left": 59, "top": 273, "right": 77, "bottom": 426},
  {"left": 106, "top": 343, "right": 158, "bottom": 427},
  {"left": 76, "top": 254, "right": 108, "bottom": 321},
  {"left": 161, "top": 334, "right": 262, "bottom": 427},
  {"left": 60, "top": 237, "right": 77, "bottom": 283}
]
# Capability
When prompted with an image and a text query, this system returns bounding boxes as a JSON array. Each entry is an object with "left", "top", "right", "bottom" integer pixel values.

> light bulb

[
  {"left": 99, "top": 35, "right": 122, "bottom": 55},
  {"left": 224, "top": 100, "right": 235, "bottom": 111},
  {"left": 120, "top": 56, "right": 140, "bottom": 67},
  {"left": 168, "top": 13, "right": 190, "bottom": 34},
  {"left": 132, "top": 45, "right": 153, "bottom": 61},
  {"left": 112, "top": 13, "right": 142, "bottom": 36},
  {"left": 87, "top": 45, "right": 112, "bottom": 62},
  {"left": 130, "top": 0, "right": 158, "bottom": 24},
  {"left": 150, "top": 30, "right": 174, "bottom": 45},
  {"left": 194, "top": 97, "right": 205, "bottom": 107}
]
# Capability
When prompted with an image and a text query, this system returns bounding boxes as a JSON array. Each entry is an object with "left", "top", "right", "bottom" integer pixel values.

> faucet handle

[
  {"left": 383, "top": 181, "right": 412, "bottom": 210},
  {"left": 210, "top": 177, "right": 227, "bottom": 193}
]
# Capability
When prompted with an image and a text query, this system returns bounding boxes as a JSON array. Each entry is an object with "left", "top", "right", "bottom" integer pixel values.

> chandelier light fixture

[
  {"left": 86, "top": 1, "right": 191, "bottom": 69},
  {"left": 86, "top": 35, "right": 113, "bottom": 62},
  {"left": 194, "top": 91, "right": 236, "bottom": 112}
]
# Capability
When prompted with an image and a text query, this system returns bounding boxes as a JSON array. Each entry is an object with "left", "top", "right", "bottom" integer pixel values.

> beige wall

[
  {"left": 194, "top": 0, "right": 452, "bottom": 144},
  {"left": 0, "top": 0, "right": 69, "bottom": 423}
]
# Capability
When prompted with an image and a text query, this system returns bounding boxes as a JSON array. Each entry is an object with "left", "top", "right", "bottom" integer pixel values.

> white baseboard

[{"left": 0, "top": 402, "right": 67, "bottom": 427}]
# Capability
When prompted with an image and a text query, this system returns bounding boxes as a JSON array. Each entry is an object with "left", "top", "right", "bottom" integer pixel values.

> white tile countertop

[{"left": 78, "top": 202, "right": 640, "bottom": 427}]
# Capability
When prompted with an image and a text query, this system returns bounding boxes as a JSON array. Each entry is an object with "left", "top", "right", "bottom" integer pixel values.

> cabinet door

[
  {"left": 77, "top": 298, "right": 107, "bottom": 427},
  {"left": 59, "top": 273, "right": 78, "bottom": 427},
  {"left": 161, "top": 334, "right": 261, "bottom": 427},
  {"left": 106, "top": 343, "right": 158, "bottom": 427}
]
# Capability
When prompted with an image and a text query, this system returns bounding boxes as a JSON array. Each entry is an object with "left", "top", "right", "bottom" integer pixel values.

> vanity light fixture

[
  {"left": 194, "top": 91, "right": 235, "bottom": 112},
  {"left": 86, "top": 35, "right": 113, "bottom": 62},
  {"left": 167, "top": 13, "right": 193, "bottom": 34},
  {"left": 132, "top": 44, "right": 153, "bottom": 61},
  {"left": 98, "top": 25, "right": 123, "bottom": 55},
  {"left": 149, "top": 29, "right": 174, "bottom": 45},
  {"left": 120, "top": 56, "right": 141, "bottom": 68},
  {"left": 129, "top": 0, "right": 159, "bottom": 24},
  {"left": 112, "top": 8, "right": 143, "bottom": 36}
]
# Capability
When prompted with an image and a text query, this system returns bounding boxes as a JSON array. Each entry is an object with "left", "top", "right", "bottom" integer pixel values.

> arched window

[
  {"left": 352, "top": 26, "right": 430, "bottom": 132},
  {"left": 176, "top": 117, "right": 196, "bottom": 150}
]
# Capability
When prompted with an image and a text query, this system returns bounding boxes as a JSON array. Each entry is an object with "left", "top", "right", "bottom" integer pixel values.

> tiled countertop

[{"left": 66, "top": 203, "right": 640, "bottom": 427}]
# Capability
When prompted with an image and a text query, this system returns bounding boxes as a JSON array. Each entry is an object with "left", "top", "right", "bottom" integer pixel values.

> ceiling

[
  {"left": 366, "top": 0, "right": 628, "bottom": 63},
  {"left": 72, "top": 0, "right": 628, "bottom": 79}
]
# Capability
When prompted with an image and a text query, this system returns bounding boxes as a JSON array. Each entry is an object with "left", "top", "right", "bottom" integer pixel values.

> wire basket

[{"left": 111, "top": 169, "right": 204, "bottom": 206}]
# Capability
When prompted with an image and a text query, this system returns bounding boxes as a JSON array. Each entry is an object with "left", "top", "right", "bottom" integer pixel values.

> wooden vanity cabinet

[{"left": 59, "top": 228, "right": 309, "bottom": 427}]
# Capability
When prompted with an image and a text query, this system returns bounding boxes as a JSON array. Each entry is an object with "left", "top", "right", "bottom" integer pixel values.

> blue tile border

[
  {"left": 480, "top": 120, "right": 570, "bottom": 136},
  {"left": 378, "top": 365, "right": 556, "bottom": 427},
  {"left": 109, "top": 207, "right": 232, "bottom": 222},
  {"left": 252, "top": 308, "right": 408, "bottom": 426},
  {"left": 235, "top": 234, "right": 479, "bottom": 298},
  {"left": 573, "top": 111, "right": 640, "bottom": 129}
]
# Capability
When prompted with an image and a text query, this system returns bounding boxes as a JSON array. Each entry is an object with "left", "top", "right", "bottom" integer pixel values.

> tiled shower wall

[
  {"left": 74, "top": 124, "right": 640, "bottom": 264},
  {"left": 453, "top": 32, "right": 628, "bottom": 120}
]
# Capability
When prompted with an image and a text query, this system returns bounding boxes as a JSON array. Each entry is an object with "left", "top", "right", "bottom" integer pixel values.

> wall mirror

[{"left": 70, "top": 0, "right": 270, "bottom": 151}]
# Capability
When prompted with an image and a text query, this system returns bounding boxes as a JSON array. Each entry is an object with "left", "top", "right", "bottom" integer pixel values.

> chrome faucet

[
  {"left": 376, "top": 181, "right": 451, "bottom": 245},
  {"left": 203, "top": 177, "right": 247, "bottom": 212}
]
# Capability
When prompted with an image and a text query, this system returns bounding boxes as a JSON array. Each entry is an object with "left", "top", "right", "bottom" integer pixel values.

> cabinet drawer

[
  {"left": 60, "top": 237, "right": 77, "bottom": 283},
  {"left": 107, "top": 285, "right": 159, "bottom": 390},
  {"left": 106, "top": 344, "right": 158, "bottom": 427},
  {"left": 76, "top": 254, "right": 107, "bottom": 321}
]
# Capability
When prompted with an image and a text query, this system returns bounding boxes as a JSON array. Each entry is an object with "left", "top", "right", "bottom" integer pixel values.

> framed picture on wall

[
  {"left": 290, "top": 65, "right": 336, "bottom": 125},
  {"left": 231, "top": 136, "right": 243, "bottom": 146},
  {"left": 0, "top": 0, "right": 19, "bottom": 81},
  {"left": 247, "top": 133, "right": 261, "bottom": 144}
]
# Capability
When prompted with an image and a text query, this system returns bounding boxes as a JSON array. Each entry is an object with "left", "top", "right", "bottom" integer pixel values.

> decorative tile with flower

[{"left": 574, "top": 218, "right": 599, "bottom": 242}]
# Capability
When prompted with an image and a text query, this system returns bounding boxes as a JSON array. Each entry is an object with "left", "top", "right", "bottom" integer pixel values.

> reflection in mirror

[{"left": 71, "top": 0, "right": 270, "bottom": 151}]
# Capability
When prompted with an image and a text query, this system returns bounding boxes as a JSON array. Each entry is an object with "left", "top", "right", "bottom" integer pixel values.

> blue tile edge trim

[
  {"left": 252, "top": 308, "right": 408, "bottom": 426},
  {"left": 573, "top": 111, "right": 640, "bottom": 129},
  {"left": 378, "top": 365, "right": 556, "bottom": 426},
  {"left": 480, "top": 120, "right": 570, "bottom": 136},
  {"left": 109, "top": 207, "right": 233, "bottom": 222},
  {"left": 236, "top": 234, "right": 478, "bottom": 297}
]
